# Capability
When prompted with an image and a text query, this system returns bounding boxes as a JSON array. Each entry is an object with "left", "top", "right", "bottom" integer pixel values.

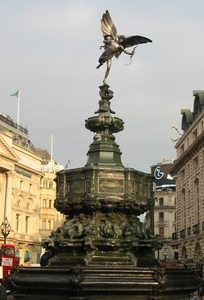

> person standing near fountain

[{"left": 40, "top": 246, "right": 55, "bottom": 267}]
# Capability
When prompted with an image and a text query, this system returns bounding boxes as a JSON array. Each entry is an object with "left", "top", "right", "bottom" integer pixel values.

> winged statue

[{"left": 97, "top": 10, "right": 152, "bottom": 84}]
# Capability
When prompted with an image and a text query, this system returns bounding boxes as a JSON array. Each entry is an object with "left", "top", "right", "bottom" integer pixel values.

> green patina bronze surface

[
  {"left": 9, "top": 82, "right": 202, "bottom": 300},
  {"left": 51, "top": 83, "right": 161, "bottom": 267},
  {"left": 9, "top": 10, "right": 202, "bottom": 300}
]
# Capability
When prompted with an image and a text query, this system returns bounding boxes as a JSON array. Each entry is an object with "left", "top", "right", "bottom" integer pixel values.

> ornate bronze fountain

[{"left": 9, "top": 10, "right": 202, "bottom": 300}]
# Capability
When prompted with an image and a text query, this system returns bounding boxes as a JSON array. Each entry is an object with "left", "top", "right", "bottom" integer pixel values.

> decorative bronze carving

[{"left": 9, "top": 10, "right": 202, "bottom": 300}]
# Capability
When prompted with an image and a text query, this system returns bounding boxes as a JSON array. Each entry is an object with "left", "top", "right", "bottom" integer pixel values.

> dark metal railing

[
  {"left": 192, "top": 223, "right": 200, "bottom": 234},
  {"left": 180, "top": 229, "right": 186, "bottom": 238},
  {"left": 172, "top": 232, "right": 178, "bottom": 240},
  {"left": 0, "top": 113, "right": 28, "bottom": 135}
]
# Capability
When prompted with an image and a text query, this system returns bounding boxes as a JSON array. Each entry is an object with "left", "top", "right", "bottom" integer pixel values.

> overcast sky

[{"left": 1, "top": 1, "right": 204, "bottom": 173}]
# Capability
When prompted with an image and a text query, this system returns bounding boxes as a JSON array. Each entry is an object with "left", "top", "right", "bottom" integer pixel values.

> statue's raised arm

[{"left": 96, "top": 10, "right": 152, "bottom": 84}]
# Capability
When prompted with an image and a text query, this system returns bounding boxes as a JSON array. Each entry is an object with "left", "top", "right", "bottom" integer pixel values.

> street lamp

[
  {"left": 1, "top": 217, "right": 11, "bottom": 244},
  {"left": 163, "top": 247, "right": 169, "bottom": 268},
  {"left": 163, "top": 251, "right": 168, "bottom": 259}
]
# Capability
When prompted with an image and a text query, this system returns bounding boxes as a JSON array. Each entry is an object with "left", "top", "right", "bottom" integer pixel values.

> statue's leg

[
  {"left": 96, "top": 62, "right": 103, "bottom": 69},
  {"left": 103, "top": 59, "right": 112, "bottom": 84}
]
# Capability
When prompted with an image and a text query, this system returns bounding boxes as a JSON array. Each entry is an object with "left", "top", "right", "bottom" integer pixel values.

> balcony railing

[
  {"left": 192, "top": 223, "right": 200, "bottom": 234},
  {"left": 0, "top": 113, "right": 28, "bottom": 135},
  {"left": 172, "top": 232, "right": 178, "bottom": 240}
]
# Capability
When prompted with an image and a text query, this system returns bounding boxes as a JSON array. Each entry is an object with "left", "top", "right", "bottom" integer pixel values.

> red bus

[{"left": 0, "top": 244, "right": 16, "bottom": 283}]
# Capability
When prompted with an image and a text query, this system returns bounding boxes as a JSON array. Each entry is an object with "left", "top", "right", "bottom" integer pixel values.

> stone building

[
  {"left": 0, "top": 113, "right": 43, "bottom": 265},
  {"left": 170, "top": 90, "right": 204, "bottom": 266},
  {"left": 146, "top": 160, "right": 176, "bottom": 264},
  {"left": 0, "top": 114, "right": 65, "bottom": 265},
  {"left": 35, "top": 148, "right": 65, "bottom": 243}
]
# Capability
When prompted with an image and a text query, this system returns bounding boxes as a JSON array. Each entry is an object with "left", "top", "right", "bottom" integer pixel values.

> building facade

[
  {"left": 36, "top": 148, "right": 65, "bottom": 243},
  {"left": 171, "top": 90, "right": 204, "bottom": 266},
  {"left": 0, "top": 115, "right": 43, "bottom": 265},
  {"left": 0, "top": 114, "right": 65, "bottom": 265},
  {"left": 146, "top": 160, "right": 176, "bottom": 263}
]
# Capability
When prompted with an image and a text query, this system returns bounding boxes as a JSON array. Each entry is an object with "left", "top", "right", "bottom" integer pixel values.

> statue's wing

[
  {"left": 101, "top": 10, "right": 117, "bottom": 39},
  {"left": 120, "top": 35, "right": 152, "bottom": 48}
]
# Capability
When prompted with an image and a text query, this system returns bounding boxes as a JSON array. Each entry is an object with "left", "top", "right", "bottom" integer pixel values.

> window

[
  {"left": 201, "top": 121, "right": 204, "bottom": 132},
  {"left": 25, "top": 216, "right": 29, "bottom": 233},
  {"left": 195, "top": 243, "right": 202, "bottom": 260},
  {"left": 181, "top": 169, "right": 185, "bottom": 180},
  {"left": 49, "top": 199, "right": 52, "bottom": 209},
  {"left": 187, "top": 137, "right": 189, "bottom": 147},
  {"left": 37, "top": 253, "right": 41, "bottom": 264},
  {"left": 48, "top": 220, "right": 51, "bottom": 230},
  {"left": 49, "top": 181, "right": 53, "bottom": 189},
  {"left": 42, "top": 199, "right": 46, "bottom": 208},
  {"left": 187, "top": 164, "right": 190, "bottom": 175},
  {"left": 181, "top": 189, "right": 186, "bottom": 229},
  {"left": 181, "top": 246, "right": 187, "bottom": 260},
  {"left": 193, "top": 157, "right": 198, "bottom": 169},
  {"left": 174, "top": 252, "right": 179, "bottom": 260},
  {"left": 159, "top": 227, "right": 164, "bottom": 238},
  {"left": 16, "top": 214, "right": 20, "bottom": 232},
  {"left": 24, "top": 250, "right": 30, "bottom": 263},
  {"left": 194, "top": 179, "right": 200, "bottom": 224},
  {"left": 193, "top": 129, "right": 198, "bottom": 141},
  {"left": 180, "top": 144, "right": 184, "bottom": 154},
  {"left": 159, "top": 212, "right": 164, "bottom": 222},
  {"left": 20, "top": 180, "right": 23, "bottom": 189},
  {"left": 42, "top": 220, "right": 46, "bottom": 230},
  {"left": 29, "top": 184, "right": 32, "bottom": 193},
  {"left": 159, "top": 198, "right": 164, "bottom": 206},
  {"left": 43, "top": 181, "right": 47, "bottom": 188}
]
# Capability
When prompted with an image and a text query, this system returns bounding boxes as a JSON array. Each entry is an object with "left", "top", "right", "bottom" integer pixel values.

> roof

[{"left": 35, "top": 148, "right": 51, "bottom": 161}]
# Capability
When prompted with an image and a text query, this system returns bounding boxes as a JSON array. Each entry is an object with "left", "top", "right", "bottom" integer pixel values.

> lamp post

[
  {"left": 1, "top": 217, "right": 11, "bottom": 244},
  {"left": 163, "top": 247, "right": 169, "bottom": 268}
]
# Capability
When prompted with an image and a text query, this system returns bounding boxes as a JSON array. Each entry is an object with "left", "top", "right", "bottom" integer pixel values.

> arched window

[
  {"left": 181, "top": 246, "right": 187, "bottom": 260},
  {"left": 15, "top": 249, "right": 19, "bottom": 257},
  {"left": 24, "top": 250, "right": 30, "bottom": 262},
  {"left": 195, "top": 243, "right": 202, "bottom": 261},
  {"left": 37, "top": 253, "right": 41, "bottom": 264}
]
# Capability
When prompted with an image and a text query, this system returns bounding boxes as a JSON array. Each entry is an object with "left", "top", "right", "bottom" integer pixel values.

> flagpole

[
  {"left": 17, "top": 89, "right": 20, "bottom": 126},
  {"left": 50, "top": 134, "right": 53, "bottom": 164}
]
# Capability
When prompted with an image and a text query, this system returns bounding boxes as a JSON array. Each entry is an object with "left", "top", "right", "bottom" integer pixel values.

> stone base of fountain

[{"left": 10, "top": 264, "right": 202, "bottom": 300}]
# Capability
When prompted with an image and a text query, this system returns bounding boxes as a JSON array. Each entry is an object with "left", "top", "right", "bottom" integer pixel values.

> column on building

[{"left": 5, "top": 171, "right": 13, "bottom": 221}]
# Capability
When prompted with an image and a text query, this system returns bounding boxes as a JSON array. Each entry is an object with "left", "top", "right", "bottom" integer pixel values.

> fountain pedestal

[{"left": 9, "top": 84, "right": 202, "bottom": 299}]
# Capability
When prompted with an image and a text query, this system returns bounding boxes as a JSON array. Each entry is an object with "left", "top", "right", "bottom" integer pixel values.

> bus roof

[{"left": 1, "top": 244, "right": 15, "bottom": 248}]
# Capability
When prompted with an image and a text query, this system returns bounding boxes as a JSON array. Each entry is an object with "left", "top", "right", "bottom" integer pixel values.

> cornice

[
  {"left": 171, "top": 130, "right": 204, "bottom": 174},
  {"left": 175, "top": 108, "right": 204, "bottom": 148},
  {"left": 0, "top": 134, "right": 20, "bottom": 162}
]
